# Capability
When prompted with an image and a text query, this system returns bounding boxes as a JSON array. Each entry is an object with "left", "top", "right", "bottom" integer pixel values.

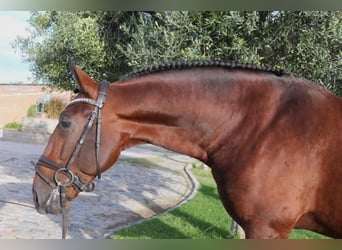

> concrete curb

[{"left": 0, "top": 118, "right": 57, "bottom": 145}]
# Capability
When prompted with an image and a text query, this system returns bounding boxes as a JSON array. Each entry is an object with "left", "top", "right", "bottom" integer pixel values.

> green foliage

[
  {"left": 117, "top": 11, "right": 342, "bottom": 95},
  {"left": 4, "top": 122, "right": 22, "bottom": 130},
  {"left": 14, "top": 11, "right": 108, "bottom": 90},
  {"left": 117, "top": 12, "right": 265, "bottom": 66},
  {"left": 27, "top": 104, "right": 37, "bottom": 117},
  {"left": 44, "top": 99, "right": 64, "bottom": 119},
  {"left": 14, "top": 11, "right": 342, "bottom": 95}
]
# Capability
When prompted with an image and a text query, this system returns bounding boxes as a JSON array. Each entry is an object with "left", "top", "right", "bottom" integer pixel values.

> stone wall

[
  {"left": 22, "top": 117, "right": 58, "bottom": 134},
  {"left": 0, "top": 118, "right": 58, "bottom": 145},
  {"left": 0, "top": 129, "right": 51, "bottom": 144}
]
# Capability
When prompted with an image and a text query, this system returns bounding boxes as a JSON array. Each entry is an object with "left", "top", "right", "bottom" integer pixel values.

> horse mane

[{"left": 119, "top": 60, "right": 288, "bottom": 81}]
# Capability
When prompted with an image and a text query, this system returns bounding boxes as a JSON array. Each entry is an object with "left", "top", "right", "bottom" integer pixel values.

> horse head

[{"left": 32, "top": 65, "right": 121, "bottom": 214}]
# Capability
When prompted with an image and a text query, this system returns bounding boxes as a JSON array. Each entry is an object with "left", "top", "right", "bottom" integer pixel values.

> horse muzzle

[
  {"left": 32, "top": 158, "right": 95, "bottom": 215},
  {"left": 32, "top": 186, "right": 68, "bottom": 214}
]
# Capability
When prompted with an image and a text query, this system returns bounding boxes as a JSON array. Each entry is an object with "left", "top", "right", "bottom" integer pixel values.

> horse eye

[{"left": 60, "top": 117, "right": 71, "bottom": 128}]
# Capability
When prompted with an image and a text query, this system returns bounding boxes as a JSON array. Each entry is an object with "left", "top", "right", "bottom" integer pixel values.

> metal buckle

[{"left": 54, "top": 168, "right": 75, "bottom": 187}]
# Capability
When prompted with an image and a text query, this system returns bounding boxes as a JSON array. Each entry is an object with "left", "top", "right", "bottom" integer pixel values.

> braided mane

[{"left": 120, "top": 60, "right": 287, "bottom": 81}]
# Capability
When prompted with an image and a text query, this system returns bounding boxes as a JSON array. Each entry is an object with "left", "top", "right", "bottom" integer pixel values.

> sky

[{"left": 0, "top": 11, "right": 33, "bottom": 83}]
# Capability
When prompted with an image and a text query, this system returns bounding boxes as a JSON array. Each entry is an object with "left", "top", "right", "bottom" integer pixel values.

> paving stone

[{"left": 0, "top": 141, "right": 198, "bottom": 239}]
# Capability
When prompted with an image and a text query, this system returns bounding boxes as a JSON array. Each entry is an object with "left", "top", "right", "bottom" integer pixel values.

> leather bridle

[{"left": 32, "top": 81, "right": 110, "bottom": 238}]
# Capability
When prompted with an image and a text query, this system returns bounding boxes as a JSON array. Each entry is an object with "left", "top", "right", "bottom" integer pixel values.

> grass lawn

[{"left": 111, "top": 166, "right": 329, "bottom": 239}]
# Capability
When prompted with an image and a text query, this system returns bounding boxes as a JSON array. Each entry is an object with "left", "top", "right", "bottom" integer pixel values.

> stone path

[{"left": 0, "top": 141, "right": 199, "bottom": 239}]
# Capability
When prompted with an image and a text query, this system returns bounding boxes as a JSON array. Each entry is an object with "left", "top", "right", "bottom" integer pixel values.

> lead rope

[
  {"left": 54, "top": 168, "right": 74, "bottom": 239},
  {"left": 60, "top": 185, "right": 68, "bottom": 239}
]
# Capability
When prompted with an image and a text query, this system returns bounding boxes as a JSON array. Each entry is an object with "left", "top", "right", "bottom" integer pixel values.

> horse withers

[{"left": 32, "top": 61, "right": 342, "bottom": 238}]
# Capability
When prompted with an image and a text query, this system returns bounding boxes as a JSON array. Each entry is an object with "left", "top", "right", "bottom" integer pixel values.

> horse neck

[
  {"left": 108, "top": 70, "right": 282, "bottom": 163},
  {"left": 107, "top": 76, "right": 209, "bottom": 161}
]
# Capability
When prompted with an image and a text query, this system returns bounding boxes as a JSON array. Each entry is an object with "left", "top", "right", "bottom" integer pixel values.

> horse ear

[
  {"left": 68, "top": 57, "right": 81, "bottom": 86},
  {"left": 75, "top": 67, "right": 99, "bottom": 99},
  {"left": 70, "top": 65, "right": 99, "bottom": 100}
]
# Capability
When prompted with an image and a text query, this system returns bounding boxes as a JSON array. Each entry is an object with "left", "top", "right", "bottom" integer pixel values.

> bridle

[{"left": 32, "top": 81, "right": 110, "bottom": 239}]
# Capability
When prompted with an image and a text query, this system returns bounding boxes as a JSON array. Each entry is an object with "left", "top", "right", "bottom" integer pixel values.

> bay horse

[{"left": 32, "top": 60, "right": 342, "bottom": 239}]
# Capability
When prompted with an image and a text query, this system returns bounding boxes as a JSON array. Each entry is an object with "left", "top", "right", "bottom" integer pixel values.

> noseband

[{"left": 32, "top": 81, "right": 109, "bottom": 238}]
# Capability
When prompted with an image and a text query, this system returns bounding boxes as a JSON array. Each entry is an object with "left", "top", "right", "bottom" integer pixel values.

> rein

[{"left": 32, "top": 81, "right": 109, "bottom": 239}]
